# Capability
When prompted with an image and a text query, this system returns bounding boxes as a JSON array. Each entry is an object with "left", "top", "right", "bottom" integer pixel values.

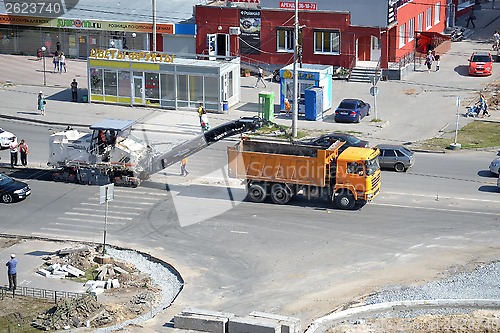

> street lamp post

[
  {"left": 41, "top": 46, "right": 46, "bottom": 86},
  {"left": 132, "top": 33, "right": 136, "bottom": 50}
]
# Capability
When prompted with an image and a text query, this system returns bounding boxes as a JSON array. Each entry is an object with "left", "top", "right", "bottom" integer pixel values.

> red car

[{"left": 468, "top": 52, "right": 493, "bottom": 76}]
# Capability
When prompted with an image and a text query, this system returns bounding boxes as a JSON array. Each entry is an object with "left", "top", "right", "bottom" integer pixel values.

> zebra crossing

[{"left": 38, "top": 187, "right": 169, "bottom": 238}]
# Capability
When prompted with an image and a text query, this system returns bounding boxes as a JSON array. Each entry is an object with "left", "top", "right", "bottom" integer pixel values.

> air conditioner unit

[{"left": 229, "top": 27, "right": 241, "bottom": 35}]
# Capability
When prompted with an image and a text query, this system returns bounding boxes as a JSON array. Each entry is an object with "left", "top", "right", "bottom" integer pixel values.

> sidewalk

[{"left": 1, "top": 9, "right": 500, "bottom": 145}]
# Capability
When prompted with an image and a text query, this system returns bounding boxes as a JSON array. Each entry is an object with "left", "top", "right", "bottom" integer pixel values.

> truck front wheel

[
  {"left": 335, "top": 190, "right": 355, "bottom": 210},
  {"left": 270, "top": 183, "right": 292, "bottom": 204},
  {"left": 247, "top": 183, "right": 267, "bottom": 203}
]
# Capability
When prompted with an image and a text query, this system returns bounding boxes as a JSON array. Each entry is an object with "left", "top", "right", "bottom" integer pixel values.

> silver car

[
  {"left": 376, "top": 144, "right": 415, "bottom": 172},
  {"left": 490, "top": 157, "right": 500, "bottom": 175}
]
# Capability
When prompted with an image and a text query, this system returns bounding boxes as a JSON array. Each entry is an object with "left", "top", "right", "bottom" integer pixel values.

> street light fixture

[
  {"left": 132, "top": 33, "right": 136, "bottom": 50},
  {"left": 41, "top": 46, "right": 46, "bottom": 86}
]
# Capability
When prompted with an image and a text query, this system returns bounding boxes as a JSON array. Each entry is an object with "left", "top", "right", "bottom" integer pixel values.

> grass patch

[
  {"left": 0, "top": 294, "right": 54, "bottom": 332},
  {"left": 419, "top": 121, "right": 500, "bottom": 150},
  {"left": 370, "top": 118, "right": 383, "bottom": 123},
  {"left": 255, "top": 123, "right": 308, "bottom": 139}
]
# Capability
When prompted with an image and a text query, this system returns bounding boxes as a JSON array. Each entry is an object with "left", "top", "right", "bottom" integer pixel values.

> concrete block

[
  {"left": 229, "top": 316, "right": 281, "bottom": 333},
  {"left": 105, "top": 278, "right": 113, "bottom": 289},
  {"left": 37, "top": 268, "right": 51, "bottom": 277},
  {"left": 183, "top": 308, "right": 235, "bottom": 319},
  {"left": 111, "top": 278, "right": 120, "bottom": 288},
  {"left": 249, "top": 312, "right": 301, "bottom": 333},
  {"left": 84, "top": 280, "right": 97, "bottom": 287},
  {"left": 63, "top": 264, "right": 85, "bottom": 277},
  {"left": 90, "top": 280, "right": 106, "bottom": 289},
  {"left": 89, "top": 288, "right": 105, "bottom": 296},
  {"left": 51, "top": 269, "right": 69, "bottom": 277},
  {"left": 47, "top": 263, "right": 61, "bottom": 272},
  {"left": 174, "top": 313, "right": 229, "bottom": 333}
]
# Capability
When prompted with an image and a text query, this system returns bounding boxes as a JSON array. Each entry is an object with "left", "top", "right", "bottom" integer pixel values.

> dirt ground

[{"left": 0, "top": 237, "right": 159, "bottom": 331}]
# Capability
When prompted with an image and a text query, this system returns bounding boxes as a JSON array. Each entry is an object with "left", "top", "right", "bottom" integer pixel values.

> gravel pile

[
  {"left": 363, "top": 261, "right": 500, "bottom": 318},
  {"left": 95, "top": 247, "right": 183, "bottom": 333}
]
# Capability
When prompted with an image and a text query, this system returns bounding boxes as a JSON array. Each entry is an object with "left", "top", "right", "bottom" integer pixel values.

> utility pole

[
  {"left": 292, "top": 0, "right": 299, "bottom": 138},
  {"left": 152, "top": 0, "right": 157, "bottom": 52}
]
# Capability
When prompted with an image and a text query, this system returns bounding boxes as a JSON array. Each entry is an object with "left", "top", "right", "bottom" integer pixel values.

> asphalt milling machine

[{"left": 47, "top": 117, "right": 264, "bottom": 187}]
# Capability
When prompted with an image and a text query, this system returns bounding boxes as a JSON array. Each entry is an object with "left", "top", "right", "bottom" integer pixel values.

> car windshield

[
  {"left": 365, "top": 157, "right": 380, "bottom": 176},
  {"left": 344, "top": 136, "right": 360, "bottom": 144},
  {"left": 338, "top": 101, "right": 357, "bottom": 109},
  {"left": 399, "top": 147, "right": 414, "bottom": 156},
  {"left": 0, "top": 174, "right": 14, "bottom": 186},
  {"left": 472, "top": 55, "right": 491, "bottom": 62}
]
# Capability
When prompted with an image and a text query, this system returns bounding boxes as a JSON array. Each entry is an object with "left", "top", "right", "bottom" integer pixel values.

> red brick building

[{"left": 195, "top": 0, "right": 452, "bottom": 79}]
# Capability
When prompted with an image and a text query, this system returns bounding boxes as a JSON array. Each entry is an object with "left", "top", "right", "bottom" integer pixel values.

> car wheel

[
  {"left": 334, "top": 190, "right": 355, "bottom": 210},
  {"left": 394, "top": 162, "right": 406, "bottom": 172},
  {"left": 355, "top": 115, "right": 360, "bottom": 123},
  {"left": 2, "top": 193, "right": 13, "bottom": 203},
  {"left": 270, "top": 183, "right": 292, "bottom": 204},
  {"left": 247, "top": 182, "right": 267, "bottom": 203}
]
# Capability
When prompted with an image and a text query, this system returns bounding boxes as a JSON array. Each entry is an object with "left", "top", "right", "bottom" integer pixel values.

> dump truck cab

[{"left": 334, "top": 146, "right": 381, "bottom": 209}]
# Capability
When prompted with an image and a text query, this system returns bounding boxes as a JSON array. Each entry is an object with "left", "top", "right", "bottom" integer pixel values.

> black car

[
  {"left": 0, "top": 173, "right": 31, "bottom": 203},
  {"left": 299, "top": 133, "right": 369, "bottom": 151}
]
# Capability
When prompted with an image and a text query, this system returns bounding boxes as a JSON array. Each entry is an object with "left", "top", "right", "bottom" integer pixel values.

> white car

[
  {"left": 490, "top": 157, "right": 500, "bottom": 175},
  {"left": 0, "top": 128, "right": 15, "bottom": 149}
]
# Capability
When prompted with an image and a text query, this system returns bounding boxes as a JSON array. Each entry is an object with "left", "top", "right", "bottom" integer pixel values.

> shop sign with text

[
  {"left": 89, "top": 49, "right": 175, "bottom": 63},
  {"left": 279, "top": 1, "right": 317, "bottom": 10}
]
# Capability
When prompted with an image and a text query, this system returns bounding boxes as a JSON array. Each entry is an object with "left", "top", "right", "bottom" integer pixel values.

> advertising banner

[{"left": 240, "top": 9, "right": 260, "bottom": 55}]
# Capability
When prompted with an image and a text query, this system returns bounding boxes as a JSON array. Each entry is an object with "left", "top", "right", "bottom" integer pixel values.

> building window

[
  {"left": 277, "top": 28, "right": 302, "bottom": 52},
  {"left": 90, "top": 68, "right": 103, "bottom": 95},
  {"left": 434, "top": 2, "right": 441, "bottom": 24},
  {"left": 145, "top": 72, "right": 160, "bottom": 104},
  {"left": 104, "top": 70, "right": 117, "bottom": 96},
  {"left": 417, "top": 12, "right": 423, "bottom": 31},
  {"left": 313, "top": 30, "right": 340, "bottom": 54},
  {"left": 426, "top": 7, "right": 432, "bottom": 29},
  {"left": 117, "top": 71, "right": 131, "bottom": 97},
  {"left": 408, "top": 18, "right": 415, "bottom": 41},
  {"left": 399, "top": 24, "right": 406, "bottom": 47}
]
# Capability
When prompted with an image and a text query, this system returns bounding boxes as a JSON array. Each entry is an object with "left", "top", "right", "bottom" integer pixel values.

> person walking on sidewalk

[
  {"left": 197, "top": 103, "right": 205, "bottom": 124},
  {"left": 434, "top": 54, "right": 441, "bottom": 71},
  {"left": 493, "top": 31, "right": 499, "bottom": 51},
  {"left": 466, "top": 10, "right": 476, "bottom": 28},
  {"left": 425, "top": 50, "right": 434, "bottom": 73},
  {"left": 180, "top": 158, "right": 189, "bottom": 176},
  {"left": 6, "top": 254, "right": 17, "bottom": 291},
  {"left": 18, "top": 139, "right": 29, "bottom": 167},
  {"left": 70, "top": 78, "right": 78, "bottom": 102},
  {"left": 59, "top": 52, "right": 66, "bottom": 73},
  {"left": 254, "top": 66, "right": 267, "bottom": 88},
  {"left": 9, "top": 137, "right": 18, "bottom": 168},
  {"left": 38, "top": 91, "right": 46, "bottom": 115}
]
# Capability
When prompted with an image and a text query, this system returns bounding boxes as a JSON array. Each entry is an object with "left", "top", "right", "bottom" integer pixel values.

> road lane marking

[
  {"left": 54, "top": 219, "right": 126, "bottom": 226},
  {"left": 64, "top": 212, "right": 133, "bottom": 220},
  {"left": 383, "top": 191, "right": 500, "bottom": 203},
  {"left": 71, "top": 207, "right": 140, "bottom": 216},
  {"left": 80, "top": 202, "right": 147, "bottom": 210},
  {"left": 373, "top": 202, "right": 500, "bottom": 216},
  {"left": 87, "top": 197, "right": 156, "bottom": 204}
]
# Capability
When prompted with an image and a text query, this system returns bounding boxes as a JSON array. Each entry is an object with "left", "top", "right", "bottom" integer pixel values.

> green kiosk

[{"left": 258, "top": 91, "right": 274, "bottom": 122}]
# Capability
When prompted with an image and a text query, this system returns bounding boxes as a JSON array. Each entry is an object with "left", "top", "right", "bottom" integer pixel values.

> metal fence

[{"left": 0, "top": 285, "right": 85, "bottom": 303}]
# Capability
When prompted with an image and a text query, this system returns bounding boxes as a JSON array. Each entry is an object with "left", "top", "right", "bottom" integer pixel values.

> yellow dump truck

[{"left": 227, "top": 138, "right": 381, "bottom": 210}]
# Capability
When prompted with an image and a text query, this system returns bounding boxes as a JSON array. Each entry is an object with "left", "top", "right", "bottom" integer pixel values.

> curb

[{"left": 305, "top": 299, "right": 500, "bottom": 333}]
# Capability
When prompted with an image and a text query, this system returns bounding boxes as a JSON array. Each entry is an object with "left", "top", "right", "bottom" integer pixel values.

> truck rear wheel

[
  {"left": 247, "top": 183, "right": 267, "bottom": 203},
  {"left": 270, "top": 183, "right": 292, "bottom": 204},
  {"left": 335, "top": 190, "right": 355, "bottom": 210}
]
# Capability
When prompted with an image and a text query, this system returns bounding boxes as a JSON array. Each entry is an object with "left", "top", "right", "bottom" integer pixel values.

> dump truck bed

[{"left": 227, "top": 138, "right": 342, "bottom": 187}]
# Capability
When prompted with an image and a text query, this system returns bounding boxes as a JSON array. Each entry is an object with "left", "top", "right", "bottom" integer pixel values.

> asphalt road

[{"left": 1, "top": 126, "right": 499, "bottom": 324}]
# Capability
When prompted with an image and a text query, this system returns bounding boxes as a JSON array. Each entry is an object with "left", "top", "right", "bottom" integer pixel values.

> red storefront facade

[{"left": 195, "top": 0, "right": 448, "bottom": 73}]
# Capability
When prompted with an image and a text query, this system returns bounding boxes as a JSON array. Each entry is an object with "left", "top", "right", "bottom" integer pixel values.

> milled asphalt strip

[{"left": 305, "top": 299, "right": 500, "bottom": 333}]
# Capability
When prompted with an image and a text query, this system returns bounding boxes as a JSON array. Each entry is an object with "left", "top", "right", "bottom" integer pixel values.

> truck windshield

[{"left": 365, "top": 158, "right": 380, "bottom": 176}]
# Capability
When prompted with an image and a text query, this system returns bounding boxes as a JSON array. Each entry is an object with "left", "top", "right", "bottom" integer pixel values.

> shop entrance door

[
  {"left": 133, "top": 76, "right": 144, "bottom": 105},
  {"left": 78, "top": 35, "right": 88, "bottom": 59}
]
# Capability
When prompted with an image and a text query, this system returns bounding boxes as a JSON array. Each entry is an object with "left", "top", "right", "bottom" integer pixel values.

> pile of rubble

[{"left": 30, "top": 245, "right": 159, "bottom": 330}]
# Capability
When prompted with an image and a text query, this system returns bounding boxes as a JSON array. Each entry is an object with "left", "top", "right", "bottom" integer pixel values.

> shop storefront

[
  {"left": 88, "top": 48, "right": 241, "bottom": 112},
  {"left": 0, "top": 14, "right": 173, "bottom": 57}
]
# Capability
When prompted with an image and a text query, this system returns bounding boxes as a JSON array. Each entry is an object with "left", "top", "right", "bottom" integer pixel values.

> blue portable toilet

[{"left": 304, "top": 87, "right": 323, "bottom": 121}]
